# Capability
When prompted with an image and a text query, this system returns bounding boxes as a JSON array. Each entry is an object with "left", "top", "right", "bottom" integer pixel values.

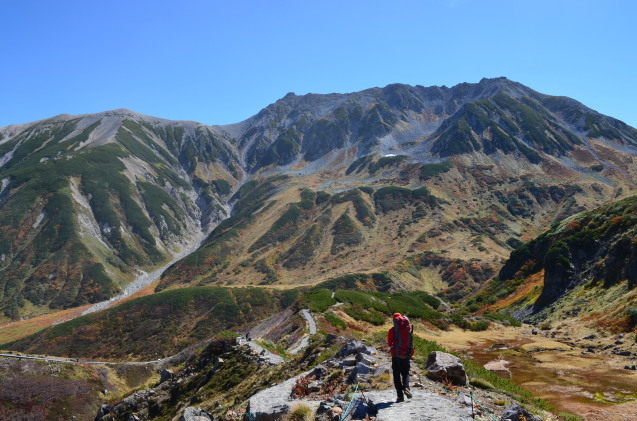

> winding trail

[
  {"left": 0, "top": 352, "right": 170, "bottom": 366},
  {"left": 236, "top": 338, "right": 286, "bottom": 365},
  {"left": 289, "top": 309, "right": 317, "bottom": 355}
]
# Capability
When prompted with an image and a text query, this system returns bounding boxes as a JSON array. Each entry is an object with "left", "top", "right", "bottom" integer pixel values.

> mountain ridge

[{"left": 1, "top": 77, "right": 636, "bottom": 322}]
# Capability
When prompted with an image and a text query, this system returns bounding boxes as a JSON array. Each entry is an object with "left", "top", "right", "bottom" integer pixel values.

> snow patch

[
  {"left": 0, "top": 143, "right": 19, "bottom": 168},
  {"left": 32, "top": 211, "right": 46, "bottom": 229},
  {"left": 0, "top": 178, "right": 9, "bottom": 195},
  {"left": 69, "top": 178, "right": 112, "bottom": 251}
]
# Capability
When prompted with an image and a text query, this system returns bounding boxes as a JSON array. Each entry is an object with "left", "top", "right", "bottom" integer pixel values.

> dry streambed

[{"left": 421, "top": 324, "right": 637, "bottom": 421}]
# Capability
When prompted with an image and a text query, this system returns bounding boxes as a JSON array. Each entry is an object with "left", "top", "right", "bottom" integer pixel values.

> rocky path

[
  {"left": 290, "top": 309, "right": 317, "bottom": 354},
  {"left": 236, "top": 338, "right": 286, "bottom": 365},
  {"left": 360, "top": 389, "right": 474, "bottom": 421}
]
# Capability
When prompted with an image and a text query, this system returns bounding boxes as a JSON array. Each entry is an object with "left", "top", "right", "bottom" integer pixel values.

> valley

[
  {"left": 0, "top": 78, "right": 636, "bottom": 419},
  {"left": 422, "top": 324, "right": 637, "bottom": 421}
]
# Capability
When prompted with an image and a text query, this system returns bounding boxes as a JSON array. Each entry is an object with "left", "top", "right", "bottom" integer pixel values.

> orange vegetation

[
  {"left": 483, "top": 270, "right": 544, "bottom": 313},
  {"left": 0, "top": 304, "right": 92, "bottom": 345}
]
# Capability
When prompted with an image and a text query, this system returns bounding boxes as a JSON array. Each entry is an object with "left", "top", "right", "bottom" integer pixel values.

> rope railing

[{"left": 340, "top": 382, "right": 360, "bottom": 420}]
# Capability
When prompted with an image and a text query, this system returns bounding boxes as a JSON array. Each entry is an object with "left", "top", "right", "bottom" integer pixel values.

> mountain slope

[
  {"left": 0, "top": 110, "right": 240, "bottom": 320},
  {"left": 1, "top": 78, "right": 637, "bottom": 322},
  {"left": 470, "top": 195, "right": 637, "bottom": 328}
]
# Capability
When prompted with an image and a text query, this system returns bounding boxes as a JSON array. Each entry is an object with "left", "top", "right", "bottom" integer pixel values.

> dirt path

[{"left": 290, "top": 309, "right": 318, "bottom": 355}]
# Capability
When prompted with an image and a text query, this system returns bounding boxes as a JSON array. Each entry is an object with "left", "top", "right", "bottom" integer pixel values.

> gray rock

[
  {"left": 308, "top": 381, "right": 322, "bottom": 393},
  {"left": 373, "top": 366, "right": 390, "bottom": 376},
  {"left": 159, "top": 368, "right": 173, "bottom": 384},
  {"left": 356, "top": 362, "right": 373, "bottom": 375},
  {"left": 337, "top": 340, "right": 363, "bottom": 357},
  {"left": 356, "top": 344, "right": 377, "bottom": 355},
  {"left": 532, "top": 329, "right": 538, "bottom": 335},
  {"left": 246, "top": 369, "right": 319, "bottom": 420},
  {"left": 96, "top": 404, "right": 110, "bottom": 418},
  {"left": 311, "top": 365, "right": 327, "bottom": 379},
  {"left": 342, "top": 357, "right": 357, "bottom": 367},
  {"left": 355, "top": 353, "right": 376, "bottom": 366},
  {"left": 127, "top": 415, "right": 140, "bottom": 421},
  {"left": 455, "top": 394, "right": 473, "bottom": 407},
  {"left": 346, "top": 367, "right": 358, "bottom": 384},
  {"left": 501, "top": 404, "right": 542, "bottom": 421},
  {"left": 425, "top": 351, "right": 468, "bottom": 386}
]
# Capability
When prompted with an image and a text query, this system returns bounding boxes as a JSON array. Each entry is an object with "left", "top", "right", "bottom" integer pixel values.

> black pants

[{"left": 391, "top": 357, "right": 410, "bottom": 397}]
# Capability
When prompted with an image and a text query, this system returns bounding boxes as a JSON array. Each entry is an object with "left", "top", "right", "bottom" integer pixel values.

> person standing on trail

[{"left": 387, "top": 312, "right": 414, "bottom": 402}]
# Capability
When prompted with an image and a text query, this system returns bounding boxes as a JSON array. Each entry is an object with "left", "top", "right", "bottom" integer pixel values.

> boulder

[
  {"left": 342, "top": 357, "right": 357, "bottom": 367},
  {"left": 337, "top": 340, "right": 364, "bottom": 357},
  {"left": 96, "top": 404, "right": 110, "bottom": 418},
  {"left": 159, "top": 368, "right": 173, "bottom": 384},
  {"left": 356, "top": 344, "right": 377, "bottom": 355},
  {"left": 501, "top": 404, "right": 542, "bottom": 421},
  {"left": 355, "top": 353, "right": 376, "bottom": 366},
  {"left": 355, "top": 362, "right": 373, "bottom": 375},
  {"left": 308, "top": 381, "right": 322, "bottom": 393},
  {"left": 425, "top": 351, "right": 468, "bottom": 386},
  {"left": 311, "top": 365, "right": 327, "bottom": 379},
  {"left": 180, "top": 406, "right": 213, "bottom": 421}
]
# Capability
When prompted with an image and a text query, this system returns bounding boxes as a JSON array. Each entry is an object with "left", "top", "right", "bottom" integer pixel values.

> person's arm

[{"left": 387, "top": 328, "right": 394, "bottom": 349}]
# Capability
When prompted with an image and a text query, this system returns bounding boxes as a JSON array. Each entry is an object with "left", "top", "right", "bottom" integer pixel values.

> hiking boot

[
  {"left": 396, "top": 396, "right": 404, "bottom": 403},
  {"left": 404, "top": 387, "right": 412, "bottom": 399}
]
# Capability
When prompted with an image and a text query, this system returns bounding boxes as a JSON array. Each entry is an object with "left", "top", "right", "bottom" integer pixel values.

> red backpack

[{"left": 392, "top": 316, "right": 414, "bottom": 359}]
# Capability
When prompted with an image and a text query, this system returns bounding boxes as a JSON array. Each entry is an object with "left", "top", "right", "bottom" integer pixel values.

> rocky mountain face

[
  {"left": 0, "top": 110, "right": 241, "bottom": 320},
  {"left": 1, "top": 78, "right": 636, "bottom": 321},
  {"left": 472, "top": 195, "right": 637, "bottom": 328}
]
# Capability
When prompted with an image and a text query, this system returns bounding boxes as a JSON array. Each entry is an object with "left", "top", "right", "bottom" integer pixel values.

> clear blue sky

[{"left": 2, "top": 0, "right": 636, "bottom": 128}]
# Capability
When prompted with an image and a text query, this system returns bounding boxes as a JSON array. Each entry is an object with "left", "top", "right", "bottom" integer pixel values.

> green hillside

[
  {"left": 2, "top": 286, "right": 288, "bottom": 360},
  {"left": 470, "top": 195, "right": 637, "bottom": 328}
]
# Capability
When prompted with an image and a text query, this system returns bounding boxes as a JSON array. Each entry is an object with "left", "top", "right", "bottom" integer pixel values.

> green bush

[
  {"left": 484, "top": 312, "right": 522, "bottom": 327},
  {"left": 324, "top": 313, "right": 346, "bottom": 329},
  {"left": 343, "top": 305, "right": 385, "bottom": 325},
  {"left": 334, "top": 290, "right": 373, "bottom": 307},
  {"left": 331, "top": 211, "right": 363, "bottom": 254},
  {"left": 627, "top": 307, "right": 637, "bottom": 326},
  {"left": 419, "top": 161, "right": 454, "bottom": 180},
  {"left": 469, "top": 320, "right": 491, "bottom": 331},
  {"left": 301, "top": 289, "right": 336, "bottom": 312},
  {"left": 470, "top": 377, "right": 495, "bottom": 390}
]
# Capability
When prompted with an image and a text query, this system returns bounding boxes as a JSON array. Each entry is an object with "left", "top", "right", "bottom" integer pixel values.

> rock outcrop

[
  {"left": 180, "top": 407, "right": 214, "bottom": 421},
  {"left": 501, "top": 404, "right": 542, "bottom": 421},
  {"left": 425, "top": 351, "right": 468, "bottom": 386}
]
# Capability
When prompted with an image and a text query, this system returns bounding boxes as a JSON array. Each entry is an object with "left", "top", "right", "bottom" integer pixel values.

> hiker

[{"left": 387, "top": 312, "right": 414, "bottom": 402}]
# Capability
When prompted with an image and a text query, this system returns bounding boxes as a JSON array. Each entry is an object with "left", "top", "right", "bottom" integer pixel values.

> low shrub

[
  {"left": 301, "top": 289, "right": 337, "bottom": 312},
  {"left": 324, "top": 313, "right": 346, "bottom": 329}
]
